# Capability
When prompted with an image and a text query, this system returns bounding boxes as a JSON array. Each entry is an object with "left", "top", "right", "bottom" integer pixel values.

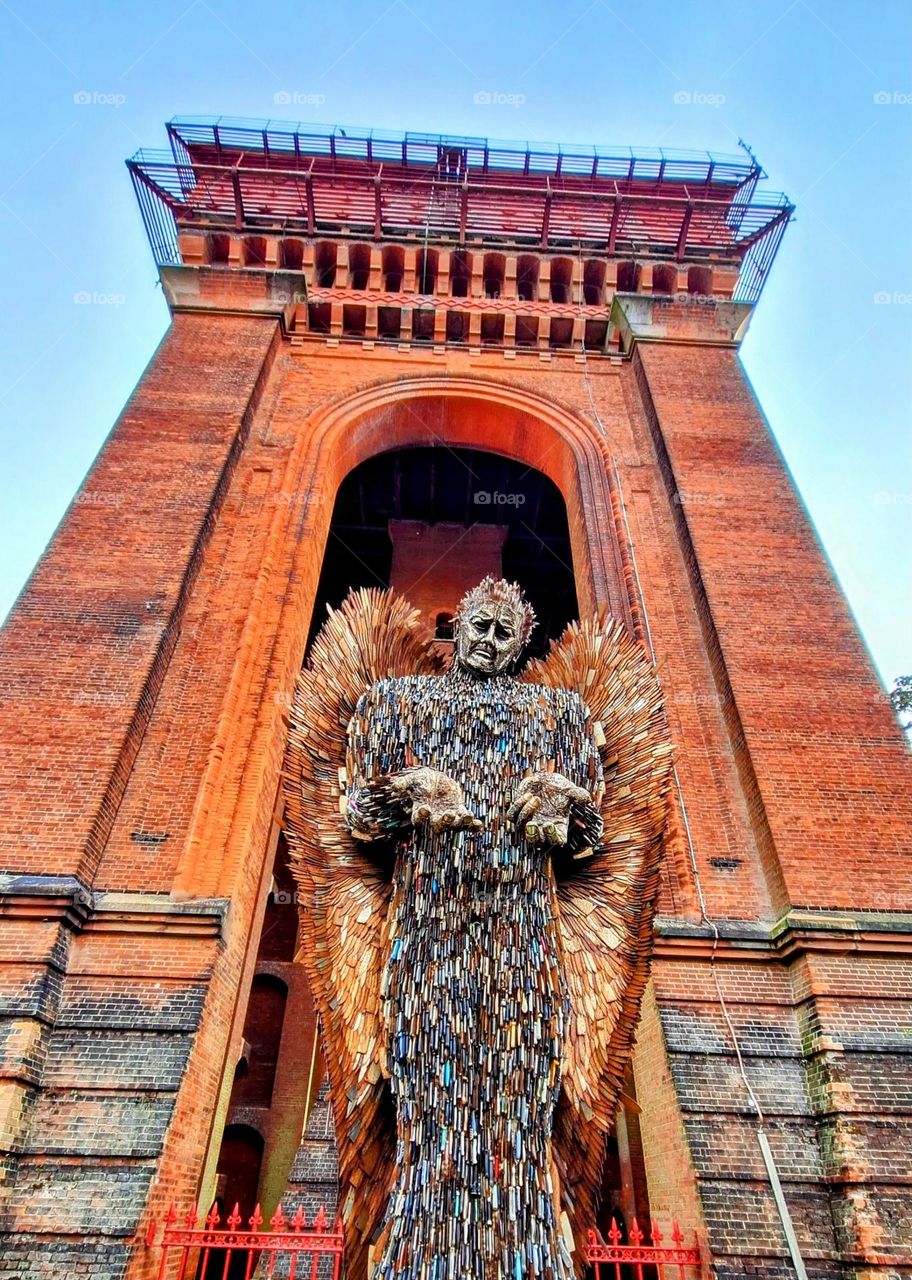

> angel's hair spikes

[{"left": 455, "top": 576, "right": 537, "bottom": 647}]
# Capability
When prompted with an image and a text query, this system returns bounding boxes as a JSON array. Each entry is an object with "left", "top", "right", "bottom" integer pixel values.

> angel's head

[{"left": 454, "top": 577, "right": 536, "bottom": 677}]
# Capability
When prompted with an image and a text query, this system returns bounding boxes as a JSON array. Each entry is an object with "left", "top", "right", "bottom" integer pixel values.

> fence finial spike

[
  {"left": 314, "top": 1205, "right": 328, "bottom": 1231},
  {"left": 226, "top": 1202, "right": 242, "bottom": 1231},
  {"left": 629, "top": 1217, "right": 643, "bottom": 1246},
  {"left": 249, "top": 1203, "right": 263, "bottom": 1232}
]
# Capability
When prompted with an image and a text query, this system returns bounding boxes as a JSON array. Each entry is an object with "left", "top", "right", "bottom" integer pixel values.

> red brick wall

[{"left": 1, "top": 298, "right": 911, "bottom": 1278}]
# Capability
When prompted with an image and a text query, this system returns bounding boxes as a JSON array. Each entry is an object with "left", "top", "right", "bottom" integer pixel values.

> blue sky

[{"left": 0, "top": 0, "right": 909, "bottom": 688}]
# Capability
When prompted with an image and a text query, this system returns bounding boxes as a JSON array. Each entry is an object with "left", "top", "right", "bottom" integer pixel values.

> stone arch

[
  {"left": 177, "top": 374, "right": 641, "bottom": 900},
  {"left": 286, "top": 375, "right": 636, "bottom": 628}
]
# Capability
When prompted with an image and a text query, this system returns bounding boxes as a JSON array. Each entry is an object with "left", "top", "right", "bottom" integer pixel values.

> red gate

[
  {"left": 586, "top": 1219, "right": 702, "bottom": 1279},
  {"left": 145, "top": 1205, "right": 699, "bottom": 1279},
  {"left": 145, "top": 1203, "right": 343, "bottom": 1280}
]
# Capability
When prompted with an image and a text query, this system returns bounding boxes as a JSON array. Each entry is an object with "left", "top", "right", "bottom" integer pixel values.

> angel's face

[{"left": 455, "top": 601, "right": 523, "bottom": 676}]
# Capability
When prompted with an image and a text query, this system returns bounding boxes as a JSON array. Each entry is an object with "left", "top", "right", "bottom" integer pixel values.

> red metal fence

[
  {"left": 145, "top": 1204, "right": 699, "bottom": 1279},
  {"left": 587, "top": 1219, "right": 702, "bottom": 1279},
  {"left": 145, "top": 1203, "right": 343, "bottom": 1280}
]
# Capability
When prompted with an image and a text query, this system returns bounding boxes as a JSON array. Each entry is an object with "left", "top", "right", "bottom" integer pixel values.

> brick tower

[{"left": 0, "top": 117, "right": 910, "bottom": 1280}]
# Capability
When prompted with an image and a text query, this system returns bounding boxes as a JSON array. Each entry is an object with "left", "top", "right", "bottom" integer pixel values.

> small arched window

[
  {"left": 243, "top": 237, "right": 267, "bottom": 267},
  {"left": 382, "top": 245, "right": 405, "bottom": 291},
  {"left": 483, "top": 252, "right": 506, "bottom": 299},
  {"left": 206, "top": 233, "right": 230, "bottom": 265},
  {"left": 349, "top": 243, "right": 372, "bottom": 290},
  {"left": 549, "top": 257, "right": 573, "bottom": 304},
  {"left": 616, "top": 261, "right": 641, "bottom": 293},
  {"left": 583, "top": 260, "right": 606, "bottom": 306},
  {"left": 516, "top": 255, "right": 539, "bottom": 302},
  {"left": 449, "top": 250, "right": 471, "bottom": 298},
  {"left": 416, "top": 247, "right": 438, "bottom": 295},
  {"left": 652, "top": 264, "right": 677, "bottom": 295},
  {"left": 687, "top": 265, "right": 713, "bottom": 296},
  {"left": 314, "top": 240, "right": 337, "bottom": 288},
  {"left": 279, "top": 239, "right": 304, "bottom": 271}
]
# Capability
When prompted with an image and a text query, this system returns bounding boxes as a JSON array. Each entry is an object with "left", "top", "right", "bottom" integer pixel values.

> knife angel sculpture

[{"left": 284, "top": 579, "right": 672, "bottom": 1280}]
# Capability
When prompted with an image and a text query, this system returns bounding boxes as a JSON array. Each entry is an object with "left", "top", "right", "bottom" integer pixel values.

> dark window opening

[
  {"left": 259, "top": 835, "right": 298, "bottom": 962},
  {"left": 446, "top": 311, "right": 467, "bottom": 343},
  {"left": 416, "top": 247, "right": 438, "bottom": 295},
  {"left": 206, "top": 233, "right": 230, "bottom": 265},
  {"left": 382, "top": 245, "right": 405, "bottom": 292},
  {"left": 516, "top": 255, "right": 539, "bottom": 302},
  {"left": 378, "top": 306, "right": 401, "bottom": 341},
  {"left": 688, "top": 265, "right": 713, "bottom": 296},
  {"left": 243, "top": 237, "right": 267, "bottom": 267},
  {"left": 515, "top": 315, "right": 539, "bottom": 347},
  {"left": 435, "top": 611, "right": 455, "bottom": 640},
  {"left": 343, "top": 304, "right": 367, "bottom": 337},
  {"left": 349, "top": 243, "right": 372, "bottom": 290},
  {"left": 449, "top": 250, "right": 471, "bottom": 298},
  {"left": 583, "top": 259, "right": 606, "bottom": 306},
  {"left": 232, "top": 976, "right": 288, "bottom": 1109},
  {"left": 549, "top": 257, "right": 573, "bottom": 304},
  {"left": 584, "top": 319, "right": 609, "bottom": 349},
  {"left": 314, "top": 240, "right": 337, "bottom": 288},
  {"left": 308, "top": 302, "right": 331, "bottom": 334},
  {"left": 616, "top": 261, "right": 641, "bottom": 293},
  {"left": 652, "top": 263, "right": 677, "bottom": 294},
  {"left": 549, "top": 317, "right": 574, "bottom": 348},
  {"left": 412, "top": 308, "right": 435, "bottom": 342},
  {"left": 481, "top": 313, "right": 504, "bottom": 345},
  {"left": 279, "top": 238, "right": 304, "bottom": 271},
  {"left": 483, "top": 252, "right": 506, "bottom": 299},
  {"left": 308, "top": 446, "right": 578, "bottom": 661}
]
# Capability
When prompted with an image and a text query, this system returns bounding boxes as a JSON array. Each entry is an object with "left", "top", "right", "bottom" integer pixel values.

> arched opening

[
  {"left": 233, "top": 975, "right": 288, "bottom": 1109},
  {"left": 259, "top": 835, "right": 298, "bottom": 963},
  {"left": 516, "top": 254, "right": 539, "bottom": 302},
  {"left": 382, "top": 244, "right": 405, "bottom": 291},
  {"left": 583, "top": 260, "right": 606, "bottom": 306},
  {"left": 348, "top": 243, "right": 372, "bottom": 290},
  {"left": 202, "top": 1124, "right": 265, "bottom": 1278},
  {"left": 279, "top": 238, "right": 304, "bottom": 271},
  {"left": 415, "top": 247, "right": 438, "bottom": 295},
  {"left": 308, "top": 445, "right": 579, "bottom": 658},
  {"left": 449, "top": 249, "right": 471, "bottom": 298},
  {"left": 213, "top": 1124, "right": 264, "bottom": 1227},
  {"left": 652, "top": 263, "right": 677, "bottom": 295},
  {"left": 549, "top": 257, "right": 574, "bottom": 304},
  {"left": 435, "top": 610, "right": 455, "bottom": 641},
  {"left": 616, "top": 260, "right": 641, "bottom": 293},
  {"left": 206, "top": 233, "right": 230, "bottom": 265},
  {"left": 483, "top": 252, "right": 506, "bottom": 299},
  {"left": 687, "top": 265, "right": 713, "bottom": 296},
  {"left": 313, "top": 240, "right": 337, "bottom": 288},
  {"left": 243, "top": 237, "right": 267, "bottom": 267}
]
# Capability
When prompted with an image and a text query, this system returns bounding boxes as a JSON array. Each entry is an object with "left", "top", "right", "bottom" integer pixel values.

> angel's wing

[
  {"left": 283, "top": 588, "right": 443, "bottom": 1279},
  {"left": 521, "top": 616, "right": 673, "bottom": 1260}
]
